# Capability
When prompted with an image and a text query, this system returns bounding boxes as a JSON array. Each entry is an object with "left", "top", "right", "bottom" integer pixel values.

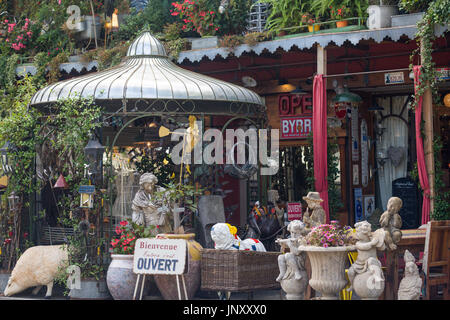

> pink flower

[
  {"left": 323, "top": 243, "right": 329, "bottom": 248},
  {"left": 119, "top": 220, "right": 128, "bottom": 226}
]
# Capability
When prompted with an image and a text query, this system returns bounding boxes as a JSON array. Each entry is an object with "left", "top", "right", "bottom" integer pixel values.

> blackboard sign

[{"left": 392, "top": 177, "right": 419, "bottom": 229}]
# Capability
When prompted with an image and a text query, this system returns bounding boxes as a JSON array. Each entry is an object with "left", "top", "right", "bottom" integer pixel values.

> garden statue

[
  {"left": 275, "top": 220, "right": 308, "bottom": 300},
  {"left": 210, "top": 223, "right": 266, "bottom": 251},
  {"left": 4, "top": 245, "right": 68, "bottom": 298},
  {"left": 302, "top": 192, "right": 326, "bottom": 233},
  {"left": 132, "top": 172, "right": 172, "bottom": 235},
  {"left": 347, "top": 221, "right": 386, "bottom": 300},
  {"left": 398, "top": 250, "right": 422, "bottom": 300},
  {"left": 379, "top": 196, "right": 403, "bottom": 251},
  {"left": 246, "top": 201, "right": 281, "bottom": 251}
]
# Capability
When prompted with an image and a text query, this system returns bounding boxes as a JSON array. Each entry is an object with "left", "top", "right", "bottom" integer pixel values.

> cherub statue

[
  {"left": 302, "top": 192, "right": 326, "bottom": 233},
  {"left": 276, "top": 220, "right": 307, "bottom": 282},
  {"left": 131, "top": 173, "right": 172, "bottom": 235},
  {"left": 379, "top": 196, "right": 403, "bottom": 251},
  {"left": 347, "top": 221, "right": 386, "bottom": 300},
  {"left": 398, "top": 250, "right": 422, "bottom": 300}
]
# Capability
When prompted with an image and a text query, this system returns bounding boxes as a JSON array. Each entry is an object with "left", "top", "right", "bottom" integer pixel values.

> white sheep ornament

[
  {"left": 4, "top": 245, "right": 68, "bottom": 298},
  {"left": 210, "top": 223, "right": 266, "bottom": 251}
]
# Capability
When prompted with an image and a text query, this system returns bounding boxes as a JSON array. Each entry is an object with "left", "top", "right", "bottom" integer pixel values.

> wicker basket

[{"left": 201, "top": 249, "right": 281, "bottom": 292}]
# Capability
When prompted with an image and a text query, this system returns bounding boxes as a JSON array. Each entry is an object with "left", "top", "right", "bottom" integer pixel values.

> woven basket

[{"left": 201, "top": 249, "right": 281, "bottom": 292}]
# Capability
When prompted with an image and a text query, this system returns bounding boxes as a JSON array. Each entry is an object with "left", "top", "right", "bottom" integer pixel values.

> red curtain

[
  {"left": 413, "top": 65, "right": 431, "bottom": 224},
  {"left": 312, "top": 74, "right": 330, "bottom": 223}
]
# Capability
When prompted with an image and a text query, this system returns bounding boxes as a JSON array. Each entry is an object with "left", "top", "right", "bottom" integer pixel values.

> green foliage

[
  {"left": 155, "top": 181, "right": 203, "bottom": 214},
  {"left": 431, "top": 137, "right": 450, "bottom": 220},
  {"left": 262, "top": 0, "right": 310, "bottom": 33},
  {"left": 115, "top": 4, "right": 175, "bottom": 42},
  {"left": 135, "top": 148, "right": 175, "bottom": 186},
  {"left": 304, "top": 134, "right": 343, "bottom": 221},
  {"left": 215, "top": 0, "right": 252, "bottom": 36},
  {"left": 398, "top": 0, "right": 431, "bottom": 13},
  {"left": 310, "top": 0, "right": 368, "bottom": 21}
]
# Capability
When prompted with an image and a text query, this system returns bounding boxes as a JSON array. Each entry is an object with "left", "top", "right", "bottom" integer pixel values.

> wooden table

[{"left": 382, "top": 228, "right": 426, "bottom": 300}]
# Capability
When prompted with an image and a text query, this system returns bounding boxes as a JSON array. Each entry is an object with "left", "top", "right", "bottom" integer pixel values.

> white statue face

[
  {"left": 387, "top": 198, "right": 401, "bottom": 213},
  {"left": 143, "top": 182, "right": 154, "bottom": 194}
]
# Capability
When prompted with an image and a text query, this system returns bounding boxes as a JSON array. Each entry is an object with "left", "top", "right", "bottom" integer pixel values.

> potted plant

[
  {"left": 330, "top": 5, "right": 352, "bottom": 28},
  {"left": 367, "top": 0, "right": 399, "bottom": 29},
  {"left": 298, "top": 221, "right": 357, "bottom": 300},
  {"left": 106, "top": 219, "right": 156, "bottom": 300},
  {"left": 302, "top": 13, "right": 320, "bottom": 32},
  {"left": 393, "top": 0, "right": 428, "bottom": 27},
  {"left": 171, "top": 0, "right": 220, "bottom": 49}
]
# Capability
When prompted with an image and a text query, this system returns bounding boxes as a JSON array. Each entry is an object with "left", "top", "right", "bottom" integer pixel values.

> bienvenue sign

[{"left": 133, "top": 238, "right": 187, "bottom": 275}]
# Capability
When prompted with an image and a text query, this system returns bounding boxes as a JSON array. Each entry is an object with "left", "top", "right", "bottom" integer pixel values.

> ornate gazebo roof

[{"left": 29, "top": 31, "right": 265, "bottom": 116}]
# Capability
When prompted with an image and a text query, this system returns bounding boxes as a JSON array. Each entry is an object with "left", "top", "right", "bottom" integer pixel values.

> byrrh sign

[
  {"left": 279, "top": 94, "right": 313, "bottom": 140},
  {"left": 133, "top": 238, "right": 187, "bottom": 275}
]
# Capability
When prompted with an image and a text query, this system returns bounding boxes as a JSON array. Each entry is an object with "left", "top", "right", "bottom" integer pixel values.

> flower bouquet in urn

[
  {"left": 110, "top": 219, "right": 156, "bottom": 254},
  {"left": 305, "top": 221, "right": 357, "bottom": 248}
]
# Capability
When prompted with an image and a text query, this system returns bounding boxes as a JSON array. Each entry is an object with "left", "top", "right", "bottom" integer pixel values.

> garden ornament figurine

[
  {"left": 302, "top": 192, "right": 326, "bottom": 233},
  {"left": 132, "top": 172, "right": 171, "bottom": 235},
  {"left": 4, "top": 245, "right": 68, "bottom": 298},
  {"left": 398, "top": 250, "right": 422, "bottom": 300},
  {"left": 347, "top": 221, "right": 386, "bottom": 300},
  {"left": 379, "top": 196, "right": 403, "bottom": 251},
  {"left": 275, "top": 220, "right": 308, "bottom": 300},
  {"left": 210, "top": 223, "right": 266, "bottom": 251}
]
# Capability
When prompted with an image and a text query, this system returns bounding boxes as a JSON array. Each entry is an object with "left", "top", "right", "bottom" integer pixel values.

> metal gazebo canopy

[{"left": 29, "top": 31, "right": 265, "bottom": 117}]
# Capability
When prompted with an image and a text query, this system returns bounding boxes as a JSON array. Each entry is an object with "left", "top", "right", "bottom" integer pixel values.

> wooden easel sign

[{"left": 132, "top": 238, "right": 187, "bottom": 300}]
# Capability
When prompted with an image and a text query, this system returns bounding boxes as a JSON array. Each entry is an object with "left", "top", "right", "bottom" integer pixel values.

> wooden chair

[{"left": 422, "top": 220, "right": 450, "bottom": 300}]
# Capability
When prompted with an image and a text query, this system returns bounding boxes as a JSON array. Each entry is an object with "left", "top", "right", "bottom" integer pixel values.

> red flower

[
  {"left": 119, "top": 221, "right": 128, "bottom": 227},
  {"left": 115, "top": 226, "right": 122, "bottom": 235}
]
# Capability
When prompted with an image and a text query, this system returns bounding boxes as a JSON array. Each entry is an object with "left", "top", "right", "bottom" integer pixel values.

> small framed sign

[
  {"left": 287, "top": 202, "right": 302, "bottom": 221},
  {"left": 79, "top": 185, "right": 95, "bottom": 208},
  {"left": 133, "top": 238, "right": 187, "bottom": 275},
  {"left": 384, "top": 72, "right": 404, "bottom": 84}
]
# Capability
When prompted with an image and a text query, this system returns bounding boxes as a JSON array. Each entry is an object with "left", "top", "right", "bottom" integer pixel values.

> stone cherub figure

[
  {"left": 302, "top": 191, "right": 326, "bottom": 233},
  {"left": 347, "top": 221, "right": 386, "bottom": 300},
  {"left": 379, "top": 196, "right": 403, "bottom": 251},
  {"left": 276, "top": 220, "right": 308, "bottom": 282},
  {"left": 131, "top": 173, "right": 172, "bottom": 235},
  {"left": 275, "top": 220, "right": 308, "bottom": 300},
  {"left": 398, "top": 250, "right": 422, "bottom": 300}
]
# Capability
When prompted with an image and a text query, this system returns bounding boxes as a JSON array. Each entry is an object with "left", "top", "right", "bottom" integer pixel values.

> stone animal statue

[
  {"left": 245, "top": 201, "right": 281, "bottom": 251},
  {"left": 4, "top": 245, "right": 68, "bottom": 298},
  {"left": 347, "top": 221, "right": 386, "bottom": 300},
  {"left": 398, "top": 250, "right": 422, "bottom": 300},
  {"left": 210, "top": 223, "right": 266, "bottom": 252},
  {"left": 379, "top": 196, "right": 403, "bottom": 251}
]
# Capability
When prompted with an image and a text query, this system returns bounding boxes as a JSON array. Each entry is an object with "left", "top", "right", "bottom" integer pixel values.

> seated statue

[
  {"left": 347, "top": 221, "right": 386, "bottom": 300},
  {"left": 276, "top": 220, "right": 307, "bottom": 282},
  {"left": 131, "top": 172, "right": 172, "bottom": 235},
  {"left": 302, "top": 192, "right": 326, "bottom": 233},
  {"left": 379, "top": 196, "right": 403, "bottom": 251},
  {"left": 398, "top": 250, "right": 422, "bottom": 300}
]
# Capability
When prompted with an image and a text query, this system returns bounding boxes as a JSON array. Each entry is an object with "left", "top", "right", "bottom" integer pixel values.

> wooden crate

[{"left": 200, "top": 249, "right": 281, "bottom": 292}]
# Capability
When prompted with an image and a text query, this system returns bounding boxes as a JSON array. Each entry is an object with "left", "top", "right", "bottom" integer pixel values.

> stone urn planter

[
  {"left": 298, "top": 245, "right": 355, "bottom": 300},
  {"left": 280, "top": 275, "right": 308, "bottom": 300},
  {"left": 153, "top": 233, "right": 203, "bottom": 300},
  {"left": 106, "top": 254, "right": 137, "bottom": 300}
]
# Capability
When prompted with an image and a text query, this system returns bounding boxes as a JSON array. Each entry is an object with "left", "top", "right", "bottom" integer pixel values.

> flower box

[
  {"left": 391, "top": 12, "right": 425, "bottom": 27},
  {"left": 69, "top": 278, "right": 111, "bottom": 300},
  {"left": 200, "top": 249, "right": 281, "bottom": 292},
  {"left": 190, "top": 36, "right": 219, "bottom": 50}
]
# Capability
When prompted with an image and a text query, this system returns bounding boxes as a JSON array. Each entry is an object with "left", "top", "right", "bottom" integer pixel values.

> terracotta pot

[
  {"left": 153, "top": 233, "right": 203, "bottom": 300},
  {"left": 308, "top": 25, "right": 320, "bottom": 32},
  {"left": 336, "top": 20, "right": 348, "bottom": 28},
  {"left": 106, "top": 254, "right": 137, "bottom": 300},
  {"left": 298, "top": 245, "right": 355, "bottom": 300}
]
